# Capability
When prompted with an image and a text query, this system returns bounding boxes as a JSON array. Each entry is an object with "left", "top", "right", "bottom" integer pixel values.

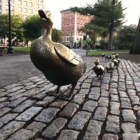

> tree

[
  {"left": 22, "top": 15, "right": 41, "bottom": 42},
  {"left": 114, "top": 25, "right": 136, "bottom": 50},
  {"left": 52, "top": 28, "right": 63, "bottom": 42},
  {"left": 0, "top": 14, "right": 23, "bottom": 40},
  {"left": 70, "top": 0, "right": 125, "bottom": 49},
  {"left": 130, "top": 19, "right": 140, "bottom": 54}
]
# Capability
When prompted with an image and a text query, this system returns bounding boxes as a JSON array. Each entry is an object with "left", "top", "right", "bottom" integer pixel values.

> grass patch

[
  {"left": 13, "top": 47, "right": 30, "bottom": 52},
  {"left": 87, "top": 50, "right": 129, "bottom": 56}
]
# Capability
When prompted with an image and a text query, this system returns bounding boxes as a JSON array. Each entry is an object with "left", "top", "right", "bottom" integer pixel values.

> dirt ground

[{"left": 2, "top": 50, "right": 140, "bottom": 64}]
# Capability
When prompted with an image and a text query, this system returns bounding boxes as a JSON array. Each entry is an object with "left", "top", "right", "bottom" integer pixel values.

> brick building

[{"left": 60, "top": 9, "right": 91, "bottom": 45}]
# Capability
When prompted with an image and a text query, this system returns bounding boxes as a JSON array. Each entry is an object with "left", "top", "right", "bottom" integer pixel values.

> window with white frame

[
  {"left": 19, "top": 0, "right": 22, "bottom": 5},
  {"left": 40, "top": 5, "right": 43, "bottom": 9},
  {"left": 24, "top": 1, "right": 27, "bottom": 6},
  {"left": 11, "top": 6, "right": 14, "bottom": 11},
  {"left": 19, "top": 7, "right": 22, "bottom": 12},
  {"left": 24, "top": 8, "right": 27, "bottom": 13},
  {"left": 29, "top": 2, "right": 33, "bottom": 7},
  {"left": 30, "top": 9, "right": 33, "bottom": 14},
  {"left": 6, "top": 5, "right": 8, "bottom": 10},
  {"left": 36, "top": 4, "right": 39, "bottom": 8}
]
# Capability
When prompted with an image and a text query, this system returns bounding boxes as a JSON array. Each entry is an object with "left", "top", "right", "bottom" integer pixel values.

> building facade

[
  {"left": 61, "top": 9, "right": 91, "bottom": 45},
  {"left": 0, "top": 0, "right": 46, "bottom": 19}
]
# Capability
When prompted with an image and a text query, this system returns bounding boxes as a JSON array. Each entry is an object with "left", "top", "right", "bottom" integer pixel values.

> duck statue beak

[{"left": 38, "top": 10, "right": 53, "bottom": 28}]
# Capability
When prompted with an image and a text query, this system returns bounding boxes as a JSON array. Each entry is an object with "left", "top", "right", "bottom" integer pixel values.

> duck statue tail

[{"left": 81, "top": 61, "right": 87, "bottom": 74}]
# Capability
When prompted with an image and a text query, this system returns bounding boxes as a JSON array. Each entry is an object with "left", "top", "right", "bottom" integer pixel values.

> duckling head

[
  {"left": 38, "top": 10, "right": 53, "bottom": 29},
  {"left": 94, "top": 58, "right": 100, "bottom": 65}
]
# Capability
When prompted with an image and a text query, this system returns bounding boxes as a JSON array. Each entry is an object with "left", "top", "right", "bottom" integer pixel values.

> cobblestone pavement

[{"left": 0, "top": 57, "right": 140, "bottom": 140}]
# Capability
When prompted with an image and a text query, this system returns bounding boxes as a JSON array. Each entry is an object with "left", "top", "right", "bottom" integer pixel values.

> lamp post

[{"left": 7, "top": 0, "right": 14, "bottom": 53}]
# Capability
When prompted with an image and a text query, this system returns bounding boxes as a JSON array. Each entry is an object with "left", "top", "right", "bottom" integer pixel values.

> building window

[
  {"left": 24, "top": 8, "right": 27, "bottom": 13},
  {"left": 6, "top": 0, "right": 14, "bottom": 3},
  {"left": 6, "top": 5, "right": 8, "bottom": 10},
  {"left": 36, "top": 0, "right": 39, "bottom": 2},
  {"left": 24, "top": 1, "right": 27, "bottom": 6},
  {"left": 19, "top": 7, "right": 22, "bottom": 12},
  {"left": 29, "top": 2, "right": 32, "bottom": 7},
  {"left": 40, "top": 0, "right": 43, "bottom": 2},
  {"left": 36, "top": 4, "right": 39, "bottom": 8},
  {"left": 11, "top": 6, "right": 14, "bottom": 11},
  {"left": 19, "top": 0, "right": 22, "bottom": 5},
  {"left": 40, "top": 5, "right": 43, "bottom": 9},
  {"left": 30, "top": 9, "right": 33, "bottom": 14}
]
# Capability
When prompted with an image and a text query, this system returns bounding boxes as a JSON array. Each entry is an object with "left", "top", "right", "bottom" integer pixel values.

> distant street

[{"left": 0, "top": 49, "right": 86, "bottom": 88}]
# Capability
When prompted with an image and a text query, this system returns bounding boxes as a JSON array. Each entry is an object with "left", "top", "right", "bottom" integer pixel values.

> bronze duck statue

[
  {"left": 30, "top": 10, "right": 87, "bottom": 98},
  {"left": 93, "top": 58, "right": 105, "bottom": 80}
]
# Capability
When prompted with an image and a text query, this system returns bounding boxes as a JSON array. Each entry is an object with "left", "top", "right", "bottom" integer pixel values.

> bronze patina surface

[{"left": 30, "top": 10, "right": 87, "bottom": 98}]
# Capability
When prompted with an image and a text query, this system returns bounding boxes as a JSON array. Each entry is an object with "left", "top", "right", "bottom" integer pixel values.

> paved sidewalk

[{"left": 0, "top": 57, "right": 140, "bottom": 140}]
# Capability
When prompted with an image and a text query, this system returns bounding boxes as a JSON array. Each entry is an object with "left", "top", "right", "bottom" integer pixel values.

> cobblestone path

[{"left": 0, "top": 57, "right": 140, "bottom": 140}]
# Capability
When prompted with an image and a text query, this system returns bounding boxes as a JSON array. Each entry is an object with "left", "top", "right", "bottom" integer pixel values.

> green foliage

[
  {"left": 0, "top": 14, "right": 23, "bottom": 40},
  {"left": 70, "top": 0, "right": 126, "bottom": 49},
  {"left": 100, "top": 39, "right": 108, "bottom": 48},
  {"left": 22, "top": 15, "right": 41, "bottom": 41},
  {"left": 52, "top": 28, "right": 63, "bottom": 42},
  {"left": 114, "top": 25, "right": 136, "bottom": 50},
  {"left": 13, "top": 47, "right": 30, "bottom": 51}
]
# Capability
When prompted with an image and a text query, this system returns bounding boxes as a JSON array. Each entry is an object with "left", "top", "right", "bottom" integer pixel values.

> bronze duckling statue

[
  {"left": 93, "top": 58, "right": 105, "bottom": 80},
  {"left": 106, "top": 62, "right": 114, "bottom": 72},
  {"left": 30, "top": 10, "right": 87, "bottom": 99}
]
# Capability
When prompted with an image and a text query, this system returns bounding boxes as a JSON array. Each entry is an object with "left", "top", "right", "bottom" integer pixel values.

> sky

[{"left": 45, "top": 0, "right": 140, "bottom": 29}]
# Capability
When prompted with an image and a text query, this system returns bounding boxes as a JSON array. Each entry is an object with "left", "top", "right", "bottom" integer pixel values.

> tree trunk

[
  {"left": 130, "top": 18, "right": 140, "bottom": 54},
  {"left": 108, "top": 22, "right": 114, "bottom": 50},
  {"left": 108, "top": 0, "right": 115, "bottom": 50}
]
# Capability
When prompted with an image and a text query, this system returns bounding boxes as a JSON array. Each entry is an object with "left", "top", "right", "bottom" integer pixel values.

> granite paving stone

[
  {"left": 68, "top": 111, "right": 91, "bottom": 130},
  {"left": 110, "top": 102, "right": 120, "bottom": 115},
  {"left": 122, "top": 109, "right": 136, "bottom": 123},
  {"left": 102, "top": 134, "right": 119, "bottom": 140},
  {"left": 94, "top": 107, "right": 107, "bottom": 121},
  {"left": 105, "top": 115, "right": 120, "bottom": 133},
  {"left": 36, "top": 96, "right": 55, "bottom": 106},
  {"left": 71, "top": 93, "right": 86, "bottom": 105},
  {"left": 82, "top": 100, "right": 97, "bottom": 112},
  {"left": 7, "top": 97, "right": 27, "bottom": 108},
  {"left": 83, "top": 120, "right": 103, "bottom": 140},
  {"left": 57, "top": 129, "right": 80, "bottom": 140},
  {"left": 42, "top": 117, "right": 67, "bottom": 138},
  {"left": 98, "top": 97, "right": 109, "bottom": 107},
  {"left": 59, "top": 102, "right": 79, "bottom": 118},
  {"left": 7, "top": 129, "right": 37, "bottom": 140},
  {"left": 35, "top": 107, "right": 59, "bottom": 123},
  {"left": 16, "top": 106, "right": 42, "bottom": 121},
  {"left": 26, "top": 121, "right": 46, "bottom": 132},
  {"left": 120, "top": 97, "right": 132, "bottom": 109},
  {"left": 0, "top": 113, "right": 18, "bottom": 128},
  {"left": 0, "top": 121, "right": 25, "bottom": 139},
  {"left": 0, "top": 57, "right": 140, "bottom": 140},
  {"left": 12, "top": 99, "right": 36, "bottom": 113},
  {"left": 0, "top": 107, "right": 11, "bottom": 117}
]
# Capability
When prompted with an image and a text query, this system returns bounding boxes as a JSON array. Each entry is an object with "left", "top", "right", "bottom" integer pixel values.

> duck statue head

[{"left": 30, "top": 10, "right": 87, "bottom": 99}]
